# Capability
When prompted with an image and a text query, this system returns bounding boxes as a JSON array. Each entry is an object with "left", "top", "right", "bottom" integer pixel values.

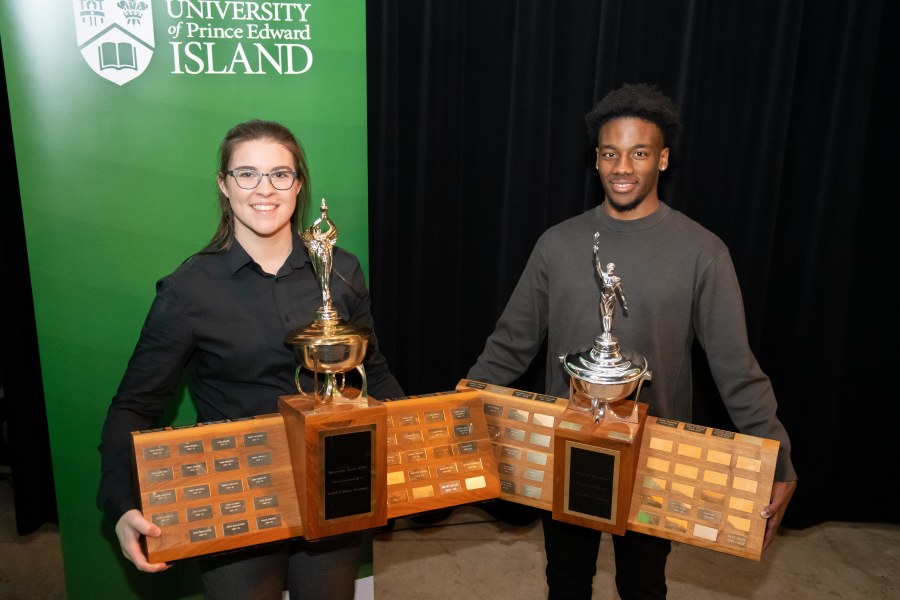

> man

[{"left": 467, "top": 83, "right": 797, "bottom": 599}]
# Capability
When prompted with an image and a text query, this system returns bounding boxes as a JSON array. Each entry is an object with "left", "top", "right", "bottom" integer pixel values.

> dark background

[
  {"left": 2, "top": 0, "right": 898, "bottom": 535},
  {"left": 364, "top": 0, "right": 900, "bottom": 530}
]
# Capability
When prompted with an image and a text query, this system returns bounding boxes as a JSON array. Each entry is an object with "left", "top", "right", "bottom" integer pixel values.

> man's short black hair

[{"left": 585, "top": 83, "right": 681, "bottom": 149}]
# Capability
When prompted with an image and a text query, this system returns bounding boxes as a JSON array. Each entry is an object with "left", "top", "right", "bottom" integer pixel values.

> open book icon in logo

[{"left": 98, "top": 41, "right": 138, "bottom": 71}]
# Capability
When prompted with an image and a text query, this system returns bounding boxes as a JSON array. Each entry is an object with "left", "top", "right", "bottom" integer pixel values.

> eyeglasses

[{"left": 227, "top": 168, "right": 298, "bottom": 190}]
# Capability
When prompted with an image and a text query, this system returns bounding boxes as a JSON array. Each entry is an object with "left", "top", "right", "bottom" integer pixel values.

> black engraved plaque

[
  {"left": 147, "top": 467, "right": 173, "bottom": 482},
  {"left": 189, "top": 526, "right": 215, "bottom": 543},
  {"left": 220, "top": 500, "right": 246, "bottom": 515},
  {"left": 211, "top": 436, "right": 236, "bottom": 450},
  {"left": 223, "top": 520, "right": 250, "bottom": 536},
  {"left": 151, "top": 511, "right": 179, "bottom": 527},
  {"left": 178, "top": 440, "right": 204, "bottom": 455},
  {"left": 451, "top": 406, "right": 471, "bottom": 419},
  {"left": 183, "top": 484, "right": 211, "bottom": 500},
  {"left": 567, "top": 445, "right": 616, "bottom": 520},
  {"left": 244, "top": 432, "right": 268, "bottom": 446},
  {"left": 248, "top": 452, "right": 273, "bottom": 467},
  {"left": 248, "top": 473, "right": 272, "bottom": 489},
  {"left": 322, "top": 428, "right": 373, "bottom": 521},
  {"left": 214, "top": 457, "right": 240, "bottom": 471},
  {"left": 143, "top": 445, "right": 170, "bottom": 460}
]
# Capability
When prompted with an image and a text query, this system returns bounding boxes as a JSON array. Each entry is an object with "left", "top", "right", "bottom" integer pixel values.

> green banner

[{"left": 1, "top": 1, "right": 371, "bottom": 597}]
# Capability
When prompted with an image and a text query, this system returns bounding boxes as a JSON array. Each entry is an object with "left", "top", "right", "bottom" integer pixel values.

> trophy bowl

[
  {"left": 562, "top": 336, "right": 650, "bottom": 422},
  {"left": 567, "top": 358, "right": 649, "bottom": 411},
  {"left": 286, "top": 320, "right": 372, "bottom": 374}
]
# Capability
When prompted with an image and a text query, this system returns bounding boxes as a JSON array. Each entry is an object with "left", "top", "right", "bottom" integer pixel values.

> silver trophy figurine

[
  {"left": 561, "top": 232, "right": 651, "bottom": 423},
  {"left": 285, "top": 199, "right": 371, "bottom": 404}
]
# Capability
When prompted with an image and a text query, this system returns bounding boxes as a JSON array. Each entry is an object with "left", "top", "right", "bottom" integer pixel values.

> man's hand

[
  {"left": 114, "top": 509, "right": 170, "bottom": 573},
  {"left": 759, "top": 479, "right": 797, "bottom": 551}
]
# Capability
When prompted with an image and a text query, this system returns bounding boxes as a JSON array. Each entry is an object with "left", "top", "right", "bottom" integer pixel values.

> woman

[{"left": 97, "top": 119, "right": 404, "bottom": 599}]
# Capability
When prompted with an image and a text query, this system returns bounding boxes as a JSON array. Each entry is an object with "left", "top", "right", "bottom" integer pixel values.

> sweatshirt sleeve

[
  {"left": 467, "top": 241, "right": 550, "bottom": 386},
  {"left": 693, "top": 250, "right": 797, "bottom": 482}
]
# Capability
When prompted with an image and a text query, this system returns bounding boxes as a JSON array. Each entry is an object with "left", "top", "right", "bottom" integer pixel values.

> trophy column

[{"left": 279, "top": 199, "right": 387, "bottom": 540}]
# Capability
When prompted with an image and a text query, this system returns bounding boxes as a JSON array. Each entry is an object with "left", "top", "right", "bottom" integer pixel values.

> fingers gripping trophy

[
  {"left": 560, "top": 232, "right": 651, "bottom": 423},
  {"left": 285, "top": 199, "right": 371, "bottom": 404}
]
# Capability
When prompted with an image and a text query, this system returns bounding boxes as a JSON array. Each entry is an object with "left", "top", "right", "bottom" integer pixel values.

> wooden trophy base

[
  {"left": 277, "top": 393, "right": 387, "bottom": 541},
  {"left": 131, "top": 414, "right": 303, "bottom": 563},
  {"left": 552, "top": 400, "right": 649, "bottom": 535},
  {"left": 626, "top": 417, "right": 779, "bottom": 560},
  {"left": 383, "top": 389, "right": 500, "bottom": 518},
  {"left": 130, "top": 380, "right": 779, "bottom": 563}
]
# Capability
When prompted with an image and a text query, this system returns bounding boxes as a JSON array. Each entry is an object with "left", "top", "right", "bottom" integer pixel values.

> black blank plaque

[
  {"left": 567, "top": 446, "right": 615, "bottom": 519},
  {"left": 323, "top": 430, "right": 373, "bottom": 520}
]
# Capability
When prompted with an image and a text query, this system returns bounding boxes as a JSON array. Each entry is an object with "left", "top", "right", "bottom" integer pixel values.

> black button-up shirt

[{"left": 97, "top": 234, "right": 403, "bottom": 518}]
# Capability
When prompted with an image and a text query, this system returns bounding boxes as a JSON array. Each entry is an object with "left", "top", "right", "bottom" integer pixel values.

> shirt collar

[
  {"left": 594, "top": 200, "right": 671, "bottom": 233},
  {"left": 223, "top": 240, "right": 255, "bottom": 275},
  {"left": 223, "top": 233, "right": 311, "bottom": 276}
]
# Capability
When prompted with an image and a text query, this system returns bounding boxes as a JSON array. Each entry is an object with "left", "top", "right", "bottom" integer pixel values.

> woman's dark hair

[{"left": 204, "top": 119, "right": 311, "bottom": 252}]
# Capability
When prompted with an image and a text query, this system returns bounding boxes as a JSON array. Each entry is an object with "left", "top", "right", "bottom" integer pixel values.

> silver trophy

[
  {"left": 285, "top": 199, "right": 371, "bottom": 404},
  {"left": 561, "top": 232, "right": 651, "bottom": 423}
]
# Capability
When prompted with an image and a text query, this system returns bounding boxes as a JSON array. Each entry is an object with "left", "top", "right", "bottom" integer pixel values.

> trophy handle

[
  {"left": 356, "top": 364, "right": 367, "bottom": 398},
  {"left": 293, "top": 364, "right": 329, "bottom": 403},
  {"left": 294, "top": 365, "right": 305, "bottom": 394},
  {"left": 592, "top": 398, "right": 606, "bottom": 424},
  {"left": 608, "top": 371, "right": 652, "bottom": 422},
  {"left": 293, "top": 364, "right": 334, "bottom": 398},
  {"left": 292, "top": 354, "right": 368, "bottom": 401}
]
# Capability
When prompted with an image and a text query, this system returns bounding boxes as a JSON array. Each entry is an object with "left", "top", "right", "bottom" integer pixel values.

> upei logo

[{"left": 74, "top": 0, "right": 155, "bottom": 86}]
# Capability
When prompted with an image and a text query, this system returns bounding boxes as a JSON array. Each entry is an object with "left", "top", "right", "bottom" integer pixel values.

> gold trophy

[
  {"left": 278, "top": 199, "right": 387, "bottom": 540},
  {"left": 286, "top": 198, "right": 371, "bottom": 403}
]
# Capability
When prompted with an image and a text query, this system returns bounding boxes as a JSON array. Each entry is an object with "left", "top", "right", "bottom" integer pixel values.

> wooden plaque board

[
  {"left": 456, "top": 379, "right": 569, "bottom": 510},
  {"left": 627, "top": 418, "right": 779, "bottom": 560},
  {"left": 278, "top": 394, "right": 388, "bottom": 540},
  {"left": 131, "top": 414, "right": 303, "bottom": 563},
  {"left": 384, "top": 389, "right": 500, "bottom": 518},
  {"left": 552, "top": 403, "right": 648, "bottom": 535}
]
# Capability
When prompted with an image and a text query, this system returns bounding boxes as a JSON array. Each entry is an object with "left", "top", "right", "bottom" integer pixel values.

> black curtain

[
  {"left": 366, "top": 0, "right": 900, "bottom": 529},
  {"left": 0, "top": 41, "right": 58, "bottom": 534}
]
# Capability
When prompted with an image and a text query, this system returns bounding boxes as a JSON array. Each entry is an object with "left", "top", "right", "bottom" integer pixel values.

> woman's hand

[{"left": 114, "top": 509, "right": 170, "bottom": 573}]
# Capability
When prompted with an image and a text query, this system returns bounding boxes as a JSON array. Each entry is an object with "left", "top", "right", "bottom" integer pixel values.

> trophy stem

[{"left": 316, "top": 306, "right": 341, "bottom": 323}]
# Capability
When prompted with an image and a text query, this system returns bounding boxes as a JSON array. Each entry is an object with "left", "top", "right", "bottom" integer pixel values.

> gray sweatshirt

[{"left": 468, "top": 202, "right": 796, "bottom": 481}]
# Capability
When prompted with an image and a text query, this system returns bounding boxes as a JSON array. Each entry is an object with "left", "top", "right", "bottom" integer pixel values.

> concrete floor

[
  {"left": 0, "top": 477, "right": 65, "bottom": 599},
  {"left": 1, "top": 480, "right": 898, "bottom": 599},
  {"left": 373, "top": 506, "right": 900, "bottom": 600}
]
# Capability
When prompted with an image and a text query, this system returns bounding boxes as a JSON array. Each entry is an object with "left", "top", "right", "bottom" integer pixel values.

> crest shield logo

[{"left": 74, "top": 1, "right": 155, "bottom": 86}]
